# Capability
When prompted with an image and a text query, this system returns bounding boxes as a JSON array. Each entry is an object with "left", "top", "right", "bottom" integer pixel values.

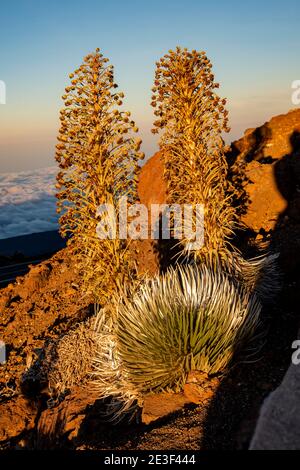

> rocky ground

[{"left": 0, "top": 109, "right": 300, "bottom": 450}]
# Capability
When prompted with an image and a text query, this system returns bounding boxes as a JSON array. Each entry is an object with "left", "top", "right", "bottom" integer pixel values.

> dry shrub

[{"left": 45, "top": 318, "right": 99, "bottom": 398}]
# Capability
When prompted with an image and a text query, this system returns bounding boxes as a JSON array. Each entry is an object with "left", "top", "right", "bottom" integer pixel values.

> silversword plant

[
  {"left": 151, "top": 47, "right": 235, "bottom": 266},
  {"left": 55, "top": 49, "right": 144, "bottom": 302},
  {"left": 151, "top": 47, "right": 280, "bottom": 301}
]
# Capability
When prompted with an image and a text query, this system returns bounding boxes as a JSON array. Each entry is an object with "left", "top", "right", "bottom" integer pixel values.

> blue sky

[{"left": 0, "top": 0, "right": 299, "bottom": 171}]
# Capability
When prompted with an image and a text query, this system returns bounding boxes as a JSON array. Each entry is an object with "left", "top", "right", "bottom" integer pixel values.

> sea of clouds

[{"left": 0, "top": 167, "right": 59, "bottom": 240}]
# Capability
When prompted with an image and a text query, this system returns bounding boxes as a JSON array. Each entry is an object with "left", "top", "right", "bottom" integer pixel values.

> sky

[{"left": 0, "top": 0, "right": 299, "bottom": 172}]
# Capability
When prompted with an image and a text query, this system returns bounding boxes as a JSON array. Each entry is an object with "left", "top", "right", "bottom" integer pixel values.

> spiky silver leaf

[{"left": 91, "top": 264, "right": 262, "bottom": 419}]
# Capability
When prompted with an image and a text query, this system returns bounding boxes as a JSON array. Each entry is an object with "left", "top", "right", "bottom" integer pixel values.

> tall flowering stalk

[
  {"left": 55, "top": 49, "right": 144, "bottom": 303},
  {"left": 151, "top": 47, "right": 236, "bottom": 268}
]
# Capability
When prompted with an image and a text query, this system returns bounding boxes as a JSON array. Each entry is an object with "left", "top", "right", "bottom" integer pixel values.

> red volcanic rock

[
  {"left": 138, "top": 151, "right": 167, "bottom": 209},
  {"left": 37, "top": 386, "right": 99, "bottom": 447},
  {"left": 132, "top": 151, "right": 168, "bottom": 277},
  {"left": 231, "top": 109, "right": 300, "bottom": 233},
  {"left": 183, "top": 371, "right": 219, "bottom": 405},
  {"left": 232, "top": 108, "right": 300, "bottom": 162},
  {"left": 142, "top": 392, "right": 188, "bottom": 425},
  {"left": 141, "top": 371, "right": 220, "bottom": 425},
  {"left": 0, "top": 396, "right": 37, "bottom": 442},
  {"left": 242, "top": 161, "right": 288, "bottom": 232}
]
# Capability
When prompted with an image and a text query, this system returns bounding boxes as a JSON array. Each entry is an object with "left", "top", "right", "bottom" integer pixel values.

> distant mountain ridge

[{"left": 0, "top": 230, "right": 65, "bottom": 260}]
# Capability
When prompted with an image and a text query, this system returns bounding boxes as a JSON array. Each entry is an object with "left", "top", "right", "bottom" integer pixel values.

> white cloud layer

[{"left": 0, "top": 167, "right": 59, "bottom": 240}]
